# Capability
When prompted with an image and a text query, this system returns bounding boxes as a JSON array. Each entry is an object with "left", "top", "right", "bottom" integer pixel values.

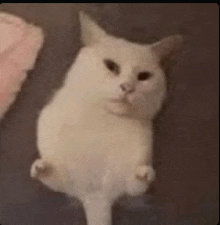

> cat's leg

[
  {"left": 30, "top": 159, "right": 64, "bottom": 192},
  {"left": 125, "top": 165, "right": 155, "bottom": 196}
]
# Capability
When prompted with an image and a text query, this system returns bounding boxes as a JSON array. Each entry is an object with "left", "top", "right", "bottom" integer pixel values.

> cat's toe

[
  {"left": 135, "top": 165, "right": 156, "bottom": 183},
  {"left": 30, "top": 159, "right": 50, "bottom": 179}
]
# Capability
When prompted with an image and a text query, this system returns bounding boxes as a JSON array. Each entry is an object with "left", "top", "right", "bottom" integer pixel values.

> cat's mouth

[
  {"left": 104, "top": 96, "right": 134, "bottom": 116},
  {"left": 109, "top": 97, "right": 130, "bottom": 105},
  {"left": 108, "top": 97, "right": 132, "bottom": 108},
  {"left": 109, "top": 92, "right": 130, "bottom": 103}
]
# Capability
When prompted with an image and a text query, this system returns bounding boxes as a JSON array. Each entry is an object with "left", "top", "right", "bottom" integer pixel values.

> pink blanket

[{"left": 0, "top": 12, "right": 44, "bottom": 119}]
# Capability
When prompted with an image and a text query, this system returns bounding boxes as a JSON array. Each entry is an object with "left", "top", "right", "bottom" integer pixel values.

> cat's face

[{"left": 72, "top": 12, "right": 183, "bottom": 119}]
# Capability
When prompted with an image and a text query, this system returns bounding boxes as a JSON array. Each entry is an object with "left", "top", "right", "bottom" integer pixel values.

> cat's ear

[
  {"left": 79, "top": 12, "right": 108, "bottom": 46},
  {"left": 151, "top": 35, "right": 183, "bottom": 61}
]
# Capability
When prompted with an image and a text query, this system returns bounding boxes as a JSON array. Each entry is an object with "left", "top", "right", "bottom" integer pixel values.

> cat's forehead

[{"left": 95, "top": 38, "right": 159, "bottom": 68}]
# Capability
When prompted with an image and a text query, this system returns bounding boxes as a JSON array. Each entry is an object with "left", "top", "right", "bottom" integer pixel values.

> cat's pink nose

[{"left": 120, "top": 82, "right": 135, "bottom": 93}]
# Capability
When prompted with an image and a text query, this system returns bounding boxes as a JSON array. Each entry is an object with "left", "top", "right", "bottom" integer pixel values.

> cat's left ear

[
  {"left": 151, "top": 35, "right": 183, "bottom": 62},
  {"left": 79, "top": 12, "right": 108, "bottom": 46}
]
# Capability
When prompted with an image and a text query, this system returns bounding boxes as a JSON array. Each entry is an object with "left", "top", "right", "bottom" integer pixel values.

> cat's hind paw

[{"left": 30, "top": 159, "right": 51, "bottom": 179}]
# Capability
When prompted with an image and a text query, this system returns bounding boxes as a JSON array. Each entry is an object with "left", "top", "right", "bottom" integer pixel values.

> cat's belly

[
  {"left": 63, "top": 152, "right": 130, "bottom": 201},
  {"left": 38, "top": 130, "right": 137, "bottom": 200}
]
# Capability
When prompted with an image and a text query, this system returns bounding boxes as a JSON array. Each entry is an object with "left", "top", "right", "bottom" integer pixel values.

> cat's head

[{"left": 71, "top": 12, "right": 183, "bottom": 119}]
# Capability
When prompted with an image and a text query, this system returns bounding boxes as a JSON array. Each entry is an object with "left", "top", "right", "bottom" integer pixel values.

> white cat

[{"left": 30, "top": 12, "right": 182, "bottom": 225}]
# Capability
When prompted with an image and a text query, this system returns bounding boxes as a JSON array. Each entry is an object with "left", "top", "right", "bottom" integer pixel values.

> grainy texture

[{"left": 0, "top": 3, "right": 219, "bottom": 224}]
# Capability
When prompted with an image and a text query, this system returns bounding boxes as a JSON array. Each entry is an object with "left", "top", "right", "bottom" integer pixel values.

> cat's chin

[{"left": 105, "top": 100, "right": 132, "bottom": 117}]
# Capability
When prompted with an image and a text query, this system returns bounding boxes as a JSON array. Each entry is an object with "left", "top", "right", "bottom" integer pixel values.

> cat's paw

[
  {"left": 125, "top": 165, "right": 155, "bottom": 196},
  {"left": 135, "top": 165, "right": 156, "bottom": 183},
  {"left": 30, "top": 159, "right": 51, "bottom": 179}
]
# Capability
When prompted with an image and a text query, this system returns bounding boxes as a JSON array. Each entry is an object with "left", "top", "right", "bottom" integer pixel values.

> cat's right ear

[
  {"left": 151, "top": 35, "right": 183, "bottom": 61},
  {"left": 79, "top": 12, "right": 108, "bottom": 46}
]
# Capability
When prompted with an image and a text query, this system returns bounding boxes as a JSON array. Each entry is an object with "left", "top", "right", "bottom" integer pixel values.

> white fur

[{"left": 31, "top": 12, "right": 182, "bottom": 225}]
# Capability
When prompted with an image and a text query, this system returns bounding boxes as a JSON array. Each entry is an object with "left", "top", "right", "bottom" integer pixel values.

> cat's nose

[{"left": 120, "top": 82, "right": 135, "bottom": 93}]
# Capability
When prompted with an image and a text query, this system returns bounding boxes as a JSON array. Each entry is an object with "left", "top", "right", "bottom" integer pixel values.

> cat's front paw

[
  {"left": 30, "top": 159, "right": 51, "bottom": 179},
  {"left": 125, "top": 165, "right": 156, "bottom": 196},
  {"left": 135, "top": 165, "right": 156, "bottom": 183}
]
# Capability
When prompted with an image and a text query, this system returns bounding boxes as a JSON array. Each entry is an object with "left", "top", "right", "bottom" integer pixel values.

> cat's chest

[
  {"left": 59, "top": 123, "right": 142, "bottom": 160},
  {"left": 38, "top": 97, "right": 150, "bottom": 164}
]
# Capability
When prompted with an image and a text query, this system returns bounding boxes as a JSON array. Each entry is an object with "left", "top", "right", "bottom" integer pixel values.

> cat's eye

[
  {"left": 137, "top": 71, "right": 152, "bottom": 81},
  {"left": 104, "top": 59, "right": 120, "bottom": 75}
]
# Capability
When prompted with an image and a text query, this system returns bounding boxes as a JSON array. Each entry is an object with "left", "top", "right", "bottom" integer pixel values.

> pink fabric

[{"left": 0, "top": 12, "right": 44, "bottom": 118}]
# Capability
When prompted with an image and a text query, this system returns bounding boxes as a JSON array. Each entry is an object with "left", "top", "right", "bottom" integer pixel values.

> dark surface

[{"left": 0, "top": 3, "right": 219, "bottom": 225}]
